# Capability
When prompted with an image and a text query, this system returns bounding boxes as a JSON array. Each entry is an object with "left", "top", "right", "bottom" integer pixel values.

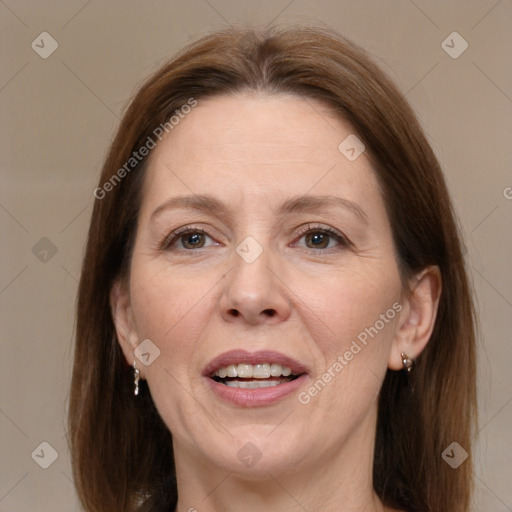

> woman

[{"left": 69, "top": 25, "right": 477, "bottom": 512}]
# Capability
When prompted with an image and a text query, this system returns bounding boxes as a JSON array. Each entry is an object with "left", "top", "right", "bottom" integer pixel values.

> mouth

[
  {"left": 203, "top": 349, "right": 308, "bottom": 406},
  {"left": 211, "top": 363, "right": 302, "bottom": 388}
]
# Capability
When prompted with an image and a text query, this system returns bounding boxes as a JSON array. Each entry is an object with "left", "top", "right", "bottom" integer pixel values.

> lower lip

[{"left": 205, "top": 374, "right": 308, "bottom": 407}]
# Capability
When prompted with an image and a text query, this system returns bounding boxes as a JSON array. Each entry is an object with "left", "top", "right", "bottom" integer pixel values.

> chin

[{"left": 199, "top": 427, "right": 311, "bottom": 479}]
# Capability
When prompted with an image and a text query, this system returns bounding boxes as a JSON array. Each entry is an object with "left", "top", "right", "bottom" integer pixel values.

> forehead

[
  {"left": 150, "top": 93, "right": 349, "bottom": 164},
  {"left": 139, "top": 92, "right": 382, "bottom": 217}
]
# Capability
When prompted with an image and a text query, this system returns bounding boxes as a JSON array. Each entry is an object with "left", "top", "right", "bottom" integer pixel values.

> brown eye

[
  {"left": 294, "top": 225, "right": 348, "bottom": 251},
  {"left": 180, "top": 232, "right": 206, "bottom": 249},
  {"left": 161, "top": 227, "right": 217, "bottom": 251},
  {"left": 305, "top": 232, "right": 330, "bottom": 249}
]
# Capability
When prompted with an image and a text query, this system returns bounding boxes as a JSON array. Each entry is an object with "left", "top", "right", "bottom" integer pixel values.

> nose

[{"left": 219, "top": 243, "right": 291, "bottom": 326}]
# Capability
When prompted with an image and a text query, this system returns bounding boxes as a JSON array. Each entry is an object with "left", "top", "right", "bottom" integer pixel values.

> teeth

[
  {"left": 270, "top": 363, "right": 282, "bottom": 377},
  {"left": 214, "top": 363, "right": 295, "bottom": 379},
  {"left": 253, "top": 363, "right": 270, "bottom": 378},
  {"left": 281, "top": 366, "right": 292, "bottom": 377},
  {"left": 237, "top": 363, "right": 253, "bottom": 378},
  {"left": 225, "top": 379, "right": 286, "bottom": 388},
  {"left": 226, "top": 364, "right": 237, "bottom": 377}
]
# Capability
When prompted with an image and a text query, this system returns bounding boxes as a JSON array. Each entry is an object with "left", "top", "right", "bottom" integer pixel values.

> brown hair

[{"left": 69, "top": 25, "right": 477, "bottom": 512}]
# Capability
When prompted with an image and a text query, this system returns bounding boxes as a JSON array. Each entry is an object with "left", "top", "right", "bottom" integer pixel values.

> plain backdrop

[{"left": 1, "top": 1, "right": 511, "bottom": 511}]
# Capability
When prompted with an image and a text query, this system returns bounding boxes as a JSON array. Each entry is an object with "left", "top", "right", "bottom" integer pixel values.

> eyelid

[
  {"left": 158, "top": 225, "right": 217, "bottom": 251},
  {"left": 292, "top": 223, "right": 351, "bottom": 249},
  {"left": 158, "top": 222, "right": 351, "bottom": 252}
]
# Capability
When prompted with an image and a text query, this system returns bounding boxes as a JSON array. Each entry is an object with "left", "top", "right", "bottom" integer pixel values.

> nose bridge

[
  {"left": 230, "top": 234, "right": 276, "bottom": 300},
  {"left": 219, "top": 233, "right": 290, "bottom": 324}
]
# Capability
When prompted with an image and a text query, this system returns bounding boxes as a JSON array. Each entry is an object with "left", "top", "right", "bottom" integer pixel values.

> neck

[{"left": 173, "top": 406, "right": 390, "bottom": 512}]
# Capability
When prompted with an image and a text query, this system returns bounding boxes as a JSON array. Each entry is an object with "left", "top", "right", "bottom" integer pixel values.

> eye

[
  {"left": 179, "top": 231, "right": 209, "bottom": 249},
  {"left": 293, "top": 224, "right": 349, "bottom": 251},
  {"left": 160, "top": 227, "right": 217, "bottom": 250}
]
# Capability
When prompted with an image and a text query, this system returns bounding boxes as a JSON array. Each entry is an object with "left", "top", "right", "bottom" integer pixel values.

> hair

[{"left": 69, "top": 25, "right": 477, "bottom": 512}]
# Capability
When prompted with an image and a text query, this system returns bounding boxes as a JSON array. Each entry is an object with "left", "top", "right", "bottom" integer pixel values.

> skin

[{"left": 111, "top": 93, "right": 441, "bottom": 512}]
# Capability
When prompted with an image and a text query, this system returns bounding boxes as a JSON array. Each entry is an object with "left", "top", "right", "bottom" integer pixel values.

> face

[{"left": 114, "top": 93, "right": 407, "bottom": 479}]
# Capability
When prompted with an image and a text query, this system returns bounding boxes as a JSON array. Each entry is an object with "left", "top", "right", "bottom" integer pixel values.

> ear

[
  {"left": 110, "top": 279, "right": 143, "bottom": 376},
  {"left": 388, "top": 265, "right": 442, "bottom": 370}
]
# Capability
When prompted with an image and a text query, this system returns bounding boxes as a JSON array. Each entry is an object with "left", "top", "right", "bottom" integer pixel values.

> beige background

[{"left": 1, "top": 1, "right": 511, "bottom": 511}]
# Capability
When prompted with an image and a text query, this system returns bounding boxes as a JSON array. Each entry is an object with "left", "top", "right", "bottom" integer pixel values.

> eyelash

[
  {"left": 159, "top": 224, "right": 350, "bottom": 252},
  {"left": 294, "top": 224, "right": 350, "bottom": 251},
  {"left": 159, "top": 226, "right": 210, "bottom": 251}
]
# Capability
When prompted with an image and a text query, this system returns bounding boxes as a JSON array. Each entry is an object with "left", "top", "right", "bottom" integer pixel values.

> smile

[
  {"left": 211, "top": 363, "right": 300, "bottom": 388},
  {"left": 203, "top": 350, "right": 308, "bottom": 406}
]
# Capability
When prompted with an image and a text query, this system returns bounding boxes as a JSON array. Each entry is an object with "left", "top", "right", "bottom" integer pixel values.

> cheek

[
  {"left": 132, "top": 250, "right": 212, "bottom": 317},
  {"left": 128, "top": 265, "right": 217, "bottom": 431},
  {"left": 294, "top": 266, "right": 400, "bottom": 410},
  {"left": 293, "top": 263, "right": 401, "bottom": 346},
  {"left": 129, "top": 264, "right": 215, "bottom": 369}
]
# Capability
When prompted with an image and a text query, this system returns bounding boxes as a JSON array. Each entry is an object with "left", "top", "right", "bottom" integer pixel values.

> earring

[
  {"left": 133, "top": 361, "right": 140, "bottom": 396},
  {"left": 401, "top": 352, "right": 414, "bottom": 372}
]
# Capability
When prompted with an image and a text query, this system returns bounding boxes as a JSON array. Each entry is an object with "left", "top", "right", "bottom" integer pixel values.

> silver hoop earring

[
  {"left": 401, "top": 352, "right": 414, "bottom": 372},
  {"left": 133, "top": 361, "right": 140, "bottom": 396}
]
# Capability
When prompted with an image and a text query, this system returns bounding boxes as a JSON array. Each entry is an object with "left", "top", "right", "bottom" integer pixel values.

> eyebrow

[
  {"left": 150, "top": 193, "right": 368, "bottom": 224},
  {"left": 277, "top": 195, "right": 368, "bottom": 224}
]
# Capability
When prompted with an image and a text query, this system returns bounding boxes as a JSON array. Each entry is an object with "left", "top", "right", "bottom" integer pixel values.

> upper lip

[{"left": 202, "top": 349, "right": 308, "bottom": 377}]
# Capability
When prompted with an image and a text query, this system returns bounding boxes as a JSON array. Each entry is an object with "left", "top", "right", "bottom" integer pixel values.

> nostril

[{"left": 226, "top": 308, "right": 277, "bottom": 320}]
